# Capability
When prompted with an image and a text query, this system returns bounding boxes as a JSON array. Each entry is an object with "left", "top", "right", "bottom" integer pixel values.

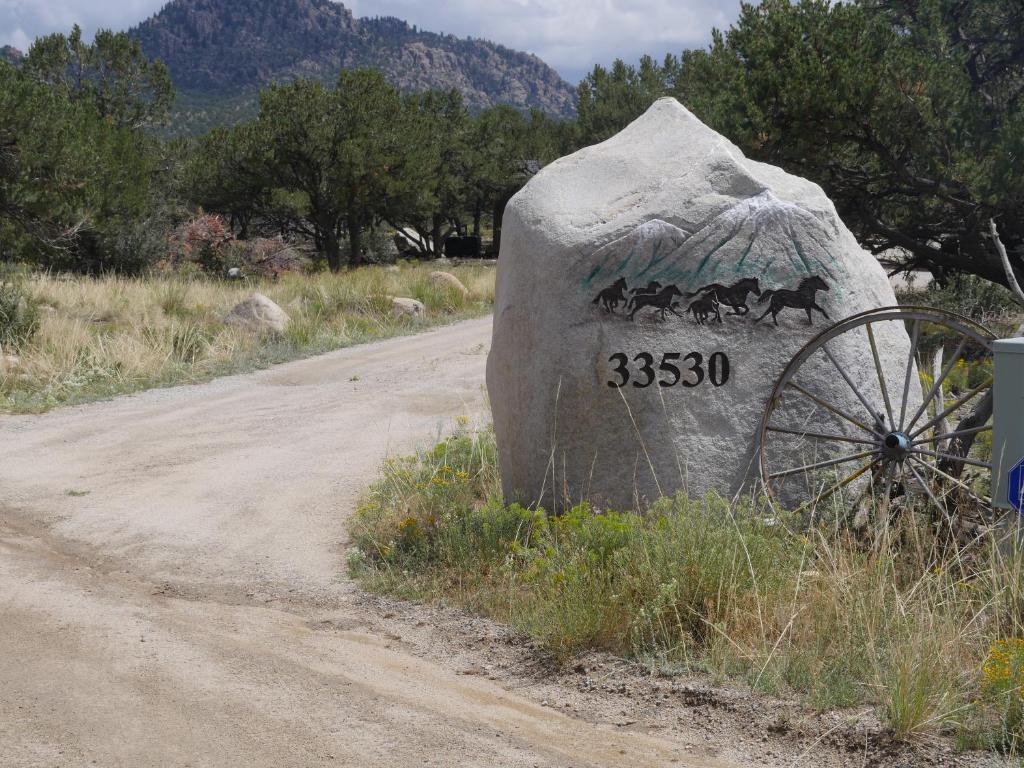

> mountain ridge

[
  {"left": 0, "top": 45, "right": 23, "bottom": 66},
  {"left": 129, "top": 0, "right": 577, "bottom": 133}
]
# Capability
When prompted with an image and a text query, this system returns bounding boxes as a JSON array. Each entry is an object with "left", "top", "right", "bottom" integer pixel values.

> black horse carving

[
  {"left": 756, "top": 276, "right": 830, "bottom": 326},
  {"left": 626, "top": 281, "right": 665, "bottom": 312},
  {"left": 629, "top": 280, "right": 663, "bottom": 297},
  {"left": 628, "top": 285, "right": 685, "bottom": 320},
  {"left": 686, "top": 278, "right": 761, "bottom": 315},
  {"left": 592, "top": 277, "right": 628, "bottom": 313},
  {"left": 688, "top": 295, "right": 722, "bottom": 325}
]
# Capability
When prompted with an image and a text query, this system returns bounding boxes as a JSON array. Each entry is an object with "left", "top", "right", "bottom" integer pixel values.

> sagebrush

[{"left": 352, "top": 426, "right": 1024, "bottom": 748}]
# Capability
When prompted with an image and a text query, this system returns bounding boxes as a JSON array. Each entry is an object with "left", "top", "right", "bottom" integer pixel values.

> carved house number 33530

[{"left": 606, "top": 351, "right": 731, "bottom": 389}]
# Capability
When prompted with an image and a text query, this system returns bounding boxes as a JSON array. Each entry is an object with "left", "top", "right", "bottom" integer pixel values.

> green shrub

[
  {"left": 0, "top": 282, "right": 40, "bottom": 350},
  {"left": 351, "top": 426, "right": 1024, "bottom": 744},
  {"left": 900, "top": 273, "right": 1022, "bottom": 320}
]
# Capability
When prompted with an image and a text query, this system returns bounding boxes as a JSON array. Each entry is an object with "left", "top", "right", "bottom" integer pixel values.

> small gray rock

[
  {"left": 391, "top": 297, "right": 425, "bottom": 317},
  {"left": 429, "top": 271, "right": 469, "bottom": 297},
  {"left": 225, "top": 293, "right": 290, "bottom": 335}
]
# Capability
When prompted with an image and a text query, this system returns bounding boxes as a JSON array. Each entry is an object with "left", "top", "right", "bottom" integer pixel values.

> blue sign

[{"left": 1010, "top": 458, "right": 1024, "bottom": 514}]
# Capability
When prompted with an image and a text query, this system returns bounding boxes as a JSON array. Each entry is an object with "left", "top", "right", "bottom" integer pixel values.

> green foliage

[
  {"left": 0, "top": 282, "right": 40, "bottom": 350},
  {"left": 22, "top": 24, "right": 173, "bottom": 129},
  {"left": 185, "top": 71, "right": 572, "bottom": 267},
  {"left": 1, "top": 29, "right": 170, "bottom": 273},
  {"left": 902, "top": 272, "right": 1023, "bottom": 320},
  {"left": 352, "top": 427, "right": 1024, "bottom": 741},
  {"left": 684, "top": 0, "right": 1024, "bottom": 287},
  {"left": 394, "top": 90, "right": 471, "bottom": 255},
  {"left": 576, "top": 55, "right": 678, "bottom": 146}
]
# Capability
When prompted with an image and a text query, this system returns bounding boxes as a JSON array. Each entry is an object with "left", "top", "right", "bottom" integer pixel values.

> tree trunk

[
  {"left": 324, "top": 229, "right": 342, "bottom": 272},
  {"left": 347, "top": 215, "right": 363, "bottom": 268},
  {"left": 492, "top": 196, "right": 506, "bottom": 256},
  {"left": 472, "top": 201, "right": 481, "bottom": 239},
  {"left": 431, "top": 213, "right": 445, "bottom": 260}
]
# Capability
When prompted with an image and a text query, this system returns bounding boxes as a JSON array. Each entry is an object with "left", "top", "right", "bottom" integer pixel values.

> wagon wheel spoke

[
  {"left": 786, "top": 381, "right": 885, "bottom": 438},
  {"left": 873, "top": 458, "right": 901, "bottom": 517},
  {"left": 905, "top": 459, "right": 953, "bottom": 522},
  {"left": 910, "top": 377, "right": 993, "bottom": 440},
  {"left": 915, "top": 424, "right": 992, "bottom": 445},
  {"left": 821, "top": 343, "right": 885, "bottom": 428},
  {"left": 898, "top": 320, "right": 920, "bottom": 431},
  {"left": 908, "top": 455, "right": 992, "bottom": 508},
  {"left": 764, "top": 425, "right": 879, "bottom": 446},
  {"left": 905, "top": 337, "right": 967, "bottom": 434},
  {"left": 866, "top": 322, "right": 896, "bottom": 431},
  {"left": 909, "top": 448, "right": 992, "bottom": 471},
  {"left": 795, "top": 458, "right": 883, "bottom": 514},
  {"left": 768, "top": 449, "right": 880, "bottom": 480}
]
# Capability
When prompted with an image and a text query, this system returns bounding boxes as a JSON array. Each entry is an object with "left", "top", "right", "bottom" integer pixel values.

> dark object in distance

[{"left": 444, "top": 235, "right": 482, "bottom": 258}]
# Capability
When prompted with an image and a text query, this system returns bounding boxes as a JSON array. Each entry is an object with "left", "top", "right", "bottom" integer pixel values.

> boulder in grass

[
  {"left": 0, "top": 344, "right": 18, "bottom": 374},
  {"left": 391, "top": 297, "right": 425, "bottom": 317},
  {"left": 487, "top": 97, "right": 915, "bottom": 512},
  {"left": 429, "top": 271, "right": 469, "bottom": 297},
  {"left": 225, "top": 293, "right": 290, "bottom": 335}
]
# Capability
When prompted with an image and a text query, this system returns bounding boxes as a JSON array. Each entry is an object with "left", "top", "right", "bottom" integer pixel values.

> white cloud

[
  {"left": 0, "top": 0, "right": 166, "bottom": 48},
  {"left": 0, "top": 0, "right": 741, "bottom": 82},
  {"left": 347, "top": 0, "right": 742, "bottom": 81}
]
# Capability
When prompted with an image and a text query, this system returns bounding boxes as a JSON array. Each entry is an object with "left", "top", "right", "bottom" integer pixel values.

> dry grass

[
  {"left": 351, "top": 426, "right": 1024, "bottom": 752},
  {"left": 0, "top": 263, "right": 495, "bottom": 413}
]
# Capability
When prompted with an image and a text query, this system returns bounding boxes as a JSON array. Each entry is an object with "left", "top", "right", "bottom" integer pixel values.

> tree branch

[{"left": 990, "top": 218, "right": 1024, "bottom": 307}]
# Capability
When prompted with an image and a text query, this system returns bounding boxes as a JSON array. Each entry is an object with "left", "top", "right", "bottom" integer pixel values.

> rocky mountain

[
  {"left": 130, "top": 0, "right": 577, "bottom": 133},
  {"left": 0, "top": 46, "right": 23, "bottom": 66}
]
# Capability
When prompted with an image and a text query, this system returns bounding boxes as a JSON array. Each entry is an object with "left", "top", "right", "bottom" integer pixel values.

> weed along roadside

[
  {"left": 0, "top": 263, "right": 494, "bottom": 414},
  {"left": 353, "top": 101, "right": 1024, "bottom": 760}
]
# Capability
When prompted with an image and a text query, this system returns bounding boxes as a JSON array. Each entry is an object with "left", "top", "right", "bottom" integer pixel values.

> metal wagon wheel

[{"left": 758, "top": 306, "right": 996, "bottom": 521}]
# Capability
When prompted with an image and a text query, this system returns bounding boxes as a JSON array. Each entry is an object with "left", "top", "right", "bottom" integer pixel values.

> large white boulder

[
  {"left": 225, "top": 293, "right": 290, "bottom": 335},
  {"left": 486, "top": 98, "right": 915, "bottom": 512}
]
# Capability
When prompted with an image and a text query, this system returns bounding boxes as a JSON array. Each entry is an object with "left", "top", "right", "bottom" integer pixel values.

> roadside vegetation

[
  {"left": 352, "top": 286, "right": 1024, "bottom": 751},
  {"left": 0, "top": 263, "right": 494, "bottom": 414},
  {"left": 350, "top": 423, "right": 1024, "bottom": 751}
]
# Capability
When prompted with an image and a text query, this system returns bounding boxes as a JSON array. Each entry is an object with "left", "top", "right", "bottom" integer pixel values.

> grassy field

[
  {"left": 0, "top": 263, "right": 495, "bottom": 414},
  {"left": 350, "top": 425, "right": 1024, "bottom": 750}
]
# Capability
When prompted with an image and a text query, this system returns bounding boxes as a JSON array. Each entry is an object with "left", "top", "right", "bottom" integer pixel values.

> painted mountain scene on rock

[{"left": 581, "top": 191, "right": 848, "bottom": 301}]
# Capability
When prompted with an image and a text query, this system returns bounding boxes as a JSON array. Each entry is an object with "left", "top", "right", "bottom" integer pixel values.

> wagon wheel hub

[{"left": 881, "top": 431, "right": 912, "bottom": 461}]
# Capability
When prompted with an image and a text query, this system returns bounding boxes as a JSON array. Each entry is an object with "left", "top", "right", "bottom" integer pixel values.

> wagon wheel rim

[{"left": 757, "top": 306, "right": 996, "bottom": 518}]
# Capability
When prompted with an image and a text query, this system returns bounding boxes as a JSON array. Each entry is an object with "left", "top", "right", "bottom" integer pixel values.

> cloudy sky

[{"left": 0, "top": 0, "right": 742, "bottom": 83}]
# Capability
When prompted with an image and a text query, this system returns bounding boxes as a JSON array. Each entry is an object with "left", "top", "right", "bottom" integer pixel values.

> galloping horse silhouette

[
  {"left": 592, "top": 277, "right": 629, "bottom": 313},
  {"left": 628, "top": 285, "right": 685, "bottom": 320},
  {"left": 756, "top": 276, "right": 830, "bottom": 326},
  {"left": 686, "top": 278, "right": 761, "bottom": 315},
  {"left": 629, "top": 281, "right": 663, "bottom": 298},
  {"left": 688, "top": 295, "right": 722, "bottom": 325}
]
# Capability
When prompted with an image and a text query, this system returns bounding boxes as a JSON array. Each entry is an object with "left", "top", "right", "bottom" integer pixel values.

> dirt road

[{"left": 0, "top": 317, "right": 740, "bottom": 768}]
